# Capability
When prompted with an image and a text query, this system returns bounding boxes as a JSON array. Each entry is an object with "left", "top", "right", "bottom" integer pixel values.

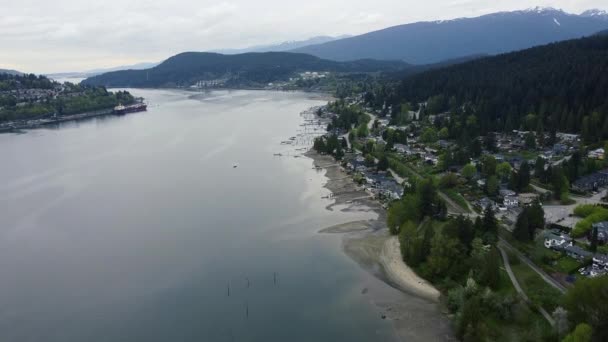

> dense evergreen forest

[
  {"left": 376, "top": 33, "right": 608, "bottom": 137},
  {"left": 82, "top": 52, "right": 409, "bottom": 88}
]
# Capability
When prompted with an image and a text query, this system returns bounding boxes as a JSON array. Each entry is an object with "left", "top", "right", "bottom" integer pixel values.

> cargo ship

[{"left": 113, "top": 103, "right": 147, "bottom": 115}]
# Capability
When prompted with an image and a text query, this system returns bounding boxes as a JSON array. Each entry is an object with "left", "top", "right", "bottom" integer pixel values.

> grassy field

[
  {"left": 510, "top": 261, "right": 563, "bottom": 313},
  {"left": 554, "top": 256, "right": 582, "bottom": 274},
  {"left": 442, "top": 188, "right": 472, "bottom": 213},
  {"left": 481, "top": 251, "right": 554, "bottom": 341}
]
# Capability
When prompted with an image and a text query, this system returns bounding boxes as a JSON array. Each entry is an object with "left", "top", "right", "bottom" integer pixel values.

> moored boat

[{"left": 113, "top": 103, "right": 147, "bottom": 115}]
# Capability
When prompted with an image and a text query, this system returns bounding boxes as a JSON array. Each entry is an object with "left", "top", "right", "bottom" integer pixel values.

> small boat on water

[{"left": 233, "top": 163, "right": 239, "bottom": 168}]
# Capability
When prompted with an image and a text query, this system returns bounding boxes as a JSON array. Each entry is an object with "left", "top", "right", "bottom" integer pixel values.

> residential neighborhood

[{"left": 312, "top": 94, "right": 608, "bottom": 294}]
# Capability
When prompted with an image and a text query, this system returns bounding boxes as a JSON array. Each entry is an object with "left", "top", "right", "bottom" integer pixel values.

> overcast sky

[{"left": 1, "top": 0, "right": 606, "bottom": 73}]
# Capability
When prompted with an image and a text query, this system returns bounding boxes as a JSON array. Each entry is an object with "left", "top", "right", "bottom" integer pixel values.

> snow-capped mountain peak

[
  {"left": 581, "top": 9, "right": 608, "bottom": 18},
  {"left": 523, "top": 6, "right": 564, "bottom": 15}
]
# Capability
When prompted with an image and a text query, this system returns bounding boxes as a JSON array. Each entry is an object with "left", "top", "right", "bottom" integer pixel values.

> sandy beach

[
  {"left": 309, "top": 151, "right": 440, "bottom": 301},
  {"left": 380, "top": 236, "right": 441, "bottom": 302},
  {"left": 307, "top": 150, "right": 452, "bottom": 340}
]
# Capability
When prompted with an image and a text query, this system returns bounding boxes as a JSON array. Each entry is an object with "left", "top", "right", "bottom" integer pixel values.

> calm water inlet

[{"left": 0, "top": 89, "right": 442, "bottom": 342}]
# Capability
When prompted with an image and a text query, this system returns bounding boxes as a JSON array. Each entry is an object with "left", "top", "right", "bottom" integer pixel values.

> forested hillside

[
  {"left": 82, "top": 52, "right": 409, "bottom": 88},
  {"left": 390, "top": 33, "right": 608, "bottom": 139}
]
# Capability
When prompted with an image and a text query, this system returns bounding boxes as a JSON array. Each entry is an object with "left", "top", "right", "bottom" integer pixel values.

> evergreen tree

[
  {"left": 479, "top": 247, "right": 500, "bottom": 289},
  {"left": 527, "top": 200, "right": 545, "bottom": 234},
  {"left": 513, "top": 209, "right": 531, "bottom": 241},
  {"left": 590, "top": 226, "right": 599, "bottom": 253},
  {"left": 483, "top": 133, "right": 497, "bottom": 153},
  {"left": 486, "top": 175, "right": 499, "bottom": 196},
  {"left": 473, "top": 216, "right": 483, "bottom": 235},
  {"left": 421, "top": 222, "right": 435, "bottom": 262},
  {"left": 481, "top": 206, "right": 497, "bottom": 243},
  {"left": 377, "top": 155, "right": 389, "bottom": 171},
  {"left": 524, "top": 133, "right": 536, "bottom": 149},
  {"left": 508, "top": 170, "right": 519, "bottom": 192},
  {"left": 518, "top": 161, "right": 531, "bottom": 191},
  {"left": 481, "top": 155, "right": 497, "bottom": 177},
  {"left": 534, "top": 156, "right": 546, "bottom": 180},
  {"left": 470, "top": 139, "right": 482, "bottom": 158}
]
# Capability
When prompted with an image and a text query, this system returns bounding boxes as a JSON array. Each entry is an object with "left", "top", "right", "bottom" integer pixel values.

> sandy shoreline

[
  {"left": 306, "top": 150, "right": 452, "bottom": 340},
  {"left": 308, "top": 151, "right": 440, "bottom": 301},
  {"left": 380, "top": 236, "right": 441, "bottom": 301}
]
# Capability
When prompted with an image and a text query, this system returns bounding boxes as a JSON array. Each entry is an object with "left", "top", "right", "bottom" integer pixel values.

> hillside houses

[
  {"left": 591, "top": 222, "right": 608, "bottom": 244},
  {"left": 588, "top": 148, "right": 605, "bottom": 160},
  {"left": 572, "top": 170, "right": 608, "bottom": 192},
  {"left": 343, "top": 154, "right": 403, "bottom": 201},
  {"left": 543, "top": 230, "right": 608, "bottom": 278}
]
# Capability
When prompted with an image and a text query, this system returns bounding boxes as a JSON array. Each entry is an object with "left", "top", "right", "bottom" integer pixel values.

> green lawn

[
  {"left": 504, "top": 150, "right": 540, "bottom": 161},
  {"left": 554, "top": 256, "right": 582, "bottom": 274}
]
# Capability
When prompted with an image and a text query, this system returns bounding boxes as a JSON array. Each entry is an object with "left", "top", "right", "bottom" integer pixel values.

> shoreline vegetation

[
  {"left": 0, "top": 73, "right": 137, "bottom": 133},
  {"left": 306, "top": 150, "right": 450, "bottom": 340}
]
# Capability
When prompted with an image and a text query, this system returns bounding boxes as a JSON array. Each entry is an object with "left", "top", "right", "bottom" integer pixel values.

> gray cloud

[{"left": 0, "top": 0, "right": 606, "bottom": 73}]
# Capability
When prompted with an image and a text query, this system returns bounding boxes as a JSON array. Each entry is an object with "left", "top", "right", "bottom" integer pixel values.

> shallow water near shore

[{"left": 0, "top": 89, "right": 448, "bottom": 341}]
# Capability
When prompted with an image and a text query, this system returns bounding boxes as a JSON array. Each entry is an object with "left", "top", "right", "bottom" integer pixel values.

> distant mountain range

[
  {"left": 0, "top": 68, "right": 23, "bottom": 76},
  {"left": 82, "top": 52, "right": 409, "bottom": 88},
  {"left": 212, "top": 35, "right": 352, "bottom": 54},
  {"left": 292, "top": 8, "right": 608, "bottom": 63},
  {"left": 48, "top": 62, "right": 159, "bottom": 79}
]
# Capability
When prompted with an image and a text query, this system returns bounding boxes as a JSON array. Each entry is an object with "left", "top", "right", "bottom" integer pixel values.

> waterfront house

[
  {"left": 379, "top": 181, "right": 404, "bottom": 200},
  {"left": 425, "top": 154, "right": 438, "bottom": 165},
  {"left": 553, "top": 143, "right": 568, "bottom": 155},
  {"left": 543, "top": 231, "right": 572, "bottom": 249},
  {"left": 393, "top": 143, "right": 409, "bottom": 154},
  {"left": 476, "top": 197, "right": 498, "bottom": 211},
  {"left": 573, "top": 170, "right": 608, "bottom": 192},
  {"left": 588, "top": 148, "right": 605, "bottom": 160},
  {"left": 593, "top": 254, "right": 608, "bottom": 268},
  {"left": 591, "top": 222, "right": 608, "bottom": 244},
  {"left": 438, "top": 140, "right": 453, "bottom": 149},
  {"left": 499, "top": 189, "right": 517, "bottom": 198},
  {"left": 561, "top": 244, "right": 593, "bottom": 261},
  {"left": 518, "top": 193, "right": 540, "bottom": 206},
  {"left": 493, "top": 154, "right": 506, "bottom": 163},
  {"left": 503, "top": 196, "right": 519, "bottom": 208},
  {"left": 556, "top": 133, "right": 580, "bottom": 143}
]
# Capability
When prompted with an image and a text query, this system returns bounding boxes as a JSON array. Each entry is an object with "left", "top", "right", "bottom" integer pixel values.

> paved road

[
  {"left": 498, "top": 238, "right": 567, "bottom": 294},
  {"left": 498, "top": 245, "right": 555, "bottom": 326}
]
